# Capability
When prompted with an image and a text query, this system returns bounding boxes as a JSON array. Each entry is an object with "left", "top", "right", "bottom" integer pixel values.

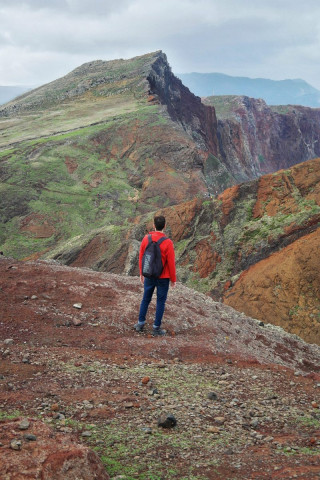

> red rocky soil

[{"left": 1, "top": 257, "right": 320, "bottom": 479}]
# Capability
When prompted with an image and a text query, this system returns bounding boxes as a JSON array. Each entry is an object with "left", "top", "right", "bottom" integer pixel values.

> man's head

[{"left": 154, "top": 215, "right": 166, "bottom": 231}]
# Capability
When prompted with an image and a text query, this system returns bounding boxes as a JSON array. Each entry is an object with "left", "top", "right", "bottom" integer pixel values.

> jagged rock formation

[{"left": 204, "top": 95, "right": 320, "bottom": 184}]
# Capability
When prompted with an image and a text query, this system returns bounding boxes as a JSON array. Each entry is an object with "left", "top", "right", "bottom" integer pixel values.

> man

[{"left": 134, "top": 215, "right": 176, "bottom": 336}]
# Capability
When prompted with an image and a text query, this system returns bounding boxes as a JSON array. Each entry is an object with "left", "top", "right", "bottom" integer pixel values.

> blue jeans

[{"left": 138, "top": 277, "right": 170, "bottom": 329}]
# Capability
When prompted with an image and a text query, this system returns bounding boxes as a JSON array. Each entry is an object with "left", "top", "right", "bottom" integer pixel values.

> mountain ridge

[{"left": 177, "top": 72, "right": 320, "bottom": 107}]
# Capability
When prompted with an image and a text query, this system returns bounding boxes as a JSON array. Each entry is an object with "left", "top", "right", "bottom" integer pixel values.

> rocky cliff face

[
  {"left": 147, "top": 53, "right": 219, "bottom": 155},
  {"left": 204, "top": 96, "right": 320, "bottom": 184}
]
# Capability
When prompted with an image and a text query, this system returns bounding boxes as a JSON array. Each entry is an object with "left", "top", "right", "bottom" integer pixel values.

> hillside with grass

[{"left": 0, "top": 51, "right": 224, "bottom": 259}]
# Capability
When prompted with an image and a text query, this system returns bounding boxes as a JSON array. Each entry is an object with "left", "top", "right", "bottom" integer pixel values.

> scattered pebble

[
  {"left": 10, "top": 440, "right": 22, "bottom": 451},
  {"left": 214, "top": 417, "right": 226, "bottom": 425},
  {"left": 72, "top": 318, "right": 82, "bottom": 326},
  {"left": 24, "top": 434, "right": 37, "bottom": 441},
  {"left": 18, "top": 419, "right": 30, "bottom": 430},
  {"left": 207, "top": 392, "right": 218, "bottom": 401},
  {"left": 158, "top": 414, "right": 177, "bottom": 429}
]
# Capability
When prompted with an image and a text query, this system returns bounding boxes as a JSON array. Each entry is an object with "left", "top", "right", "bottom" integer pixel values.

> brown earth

[
  {"left": 20, "top": 213, "right": 56, "bottom": 239},
  {"left": 224, "top": 228, "right": 320, "bottom": 345},
  {"left": 0, "top": 418, "right": 109, "bottom": 479},
  {"left": 0, "top": 257, "right": 320, "bottom": 479}
]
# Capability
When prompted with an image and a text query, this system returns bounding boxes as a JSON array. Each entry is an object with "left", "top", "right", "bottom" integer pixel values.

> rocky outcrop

[
  {"left": 223, "top": 229, "right": 320, "bottom": 344},
  {"left": 204, "top": 95, "right": 320, "bottom": 183},
  {"left": 147, "top": 52, "right": 219, "bottom": 155}
]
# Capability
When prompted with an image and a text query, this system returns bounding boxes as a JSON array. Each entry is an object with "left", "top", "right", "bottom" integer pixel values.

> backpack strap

[{"left": 156, "top": 236, "right": 168, "bottom": 245}]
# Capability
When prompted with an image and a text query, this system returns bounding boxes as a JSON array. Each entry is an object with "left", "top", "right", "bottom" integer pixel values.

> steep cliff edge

[{"left": 204, "top": 95, "right": 320, "bottom": 184}]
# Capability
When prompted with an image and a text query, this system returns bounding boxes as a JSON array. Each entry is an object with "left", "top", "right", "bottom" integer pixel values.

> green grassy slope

[{"left": 0, "top": 51, "right": 213, "bottom": 259}]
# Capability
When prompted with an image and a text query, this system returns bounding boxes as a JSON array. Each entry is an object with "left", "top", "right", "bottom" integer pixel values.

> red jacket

[{"left": 139, "top": 231, "right": 176, "bottom": 282}]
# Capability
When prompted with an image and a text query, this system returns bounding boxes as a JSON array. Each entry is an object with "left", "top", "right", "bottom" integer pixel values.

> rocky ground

[{"left": 1, "top": 257, "right": 320, "bottom": 479}]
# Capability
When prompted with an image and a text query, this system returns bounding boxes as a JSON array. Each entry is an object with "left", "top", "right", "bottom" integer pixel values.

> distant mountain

[
  {"left": 0, "top": 86, "right": 32, "bottom": 105},
  {"left": 177, "top": 72, "right": 320, "bottom": 107}
]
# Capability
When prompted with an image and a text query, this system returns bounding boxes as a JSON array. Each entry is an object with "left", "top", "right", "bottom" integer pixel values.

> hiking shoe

[
  {"left": 152, "top": 328, "right": 166, "bottom": 337},
  {"left": 134, "top": 323, "right": 145, "bottom": 332}
]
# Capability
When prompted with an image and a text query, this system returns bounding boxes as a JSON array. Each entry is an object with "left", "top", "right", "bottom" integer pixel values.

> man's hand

[
  {"left": 140, "top": 275, "right": 144, "bottom": 285},
  {"left": 171, "top": 281, "right": 176, "bottom": 288}
]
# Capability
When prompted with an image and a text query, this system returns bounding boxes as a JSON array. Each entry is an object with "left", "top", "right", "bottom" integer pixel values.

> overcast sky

[{"left": 1, "top": 0, "right": 320, "bottom": 90}]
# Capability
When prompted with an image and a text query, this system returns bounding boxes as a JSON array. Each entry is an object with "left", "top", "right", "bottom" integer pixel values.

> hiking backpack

[{"left": 141, "top": 234, "right": 168, "bottom": 278}]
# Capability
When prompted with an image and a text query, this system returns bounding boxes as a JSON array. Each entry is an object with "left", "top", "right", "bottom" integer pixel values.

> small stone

[
  {"left": 141, "top": 376, "right": 150, "bottom": 385},
  {"left": 207, "top": 392, "right": 218, "bottom": 401},
  {"left": 224, "top": 448, "right": 233, "bottom": 454},
  {"left": 24, "top": 434, "right": 37, "bottom": 441},
  {"left": 18, "top": 419, "right": 30, "bottom": 430},
  {"left": 311, "top": 401, "right": 319, "bottom": 409},
  {"left": 158, "top": 414, "right": 177, "bottom": 429},
  {"left": 141, "top": 427, "right": 153, "bottom": 434},
  {"left": 250, "top": 418, "right": 259, "bottom": 429},
  {"left": 214, "top": 417, "right": 226, "bottom": 425},
  {"left": 259, "top": 321, "right": 265, "bottom": 327},
  {"left": 124, "top": 402, "right": 134, "bottom": 409},
  {"left": 207, "top": 426, "right": 220, "bottom": 433},
  {"left": 3, "top": 339, "right": 14, "bottom": 345},
  {"left": 72, "top": 318, "right": 82, "bottom": 326},
  {"left": 10, "top": 440, "right": 22, "bottom": 451},
  {"left": 81, "top": 431, "right": 92, "bottom": 437},
  {"left": 31, "top": 295, "right": 38, "bottom": 300},
  {"left": 73, "top": 303, "right": 82, "bottom": 309}
]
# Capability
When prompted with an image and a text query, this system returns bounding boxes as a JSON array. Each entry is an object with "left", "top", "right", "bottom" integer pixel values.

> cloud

[{"left": 0, "top": 0, "right": 319, "bottom": 89}]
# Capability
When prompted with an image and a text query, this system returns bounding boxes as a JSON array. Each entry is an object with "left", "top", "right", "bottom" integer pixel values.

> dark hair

[{"left": 154, "top": 215, "right": 166, "bottom": 231}]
